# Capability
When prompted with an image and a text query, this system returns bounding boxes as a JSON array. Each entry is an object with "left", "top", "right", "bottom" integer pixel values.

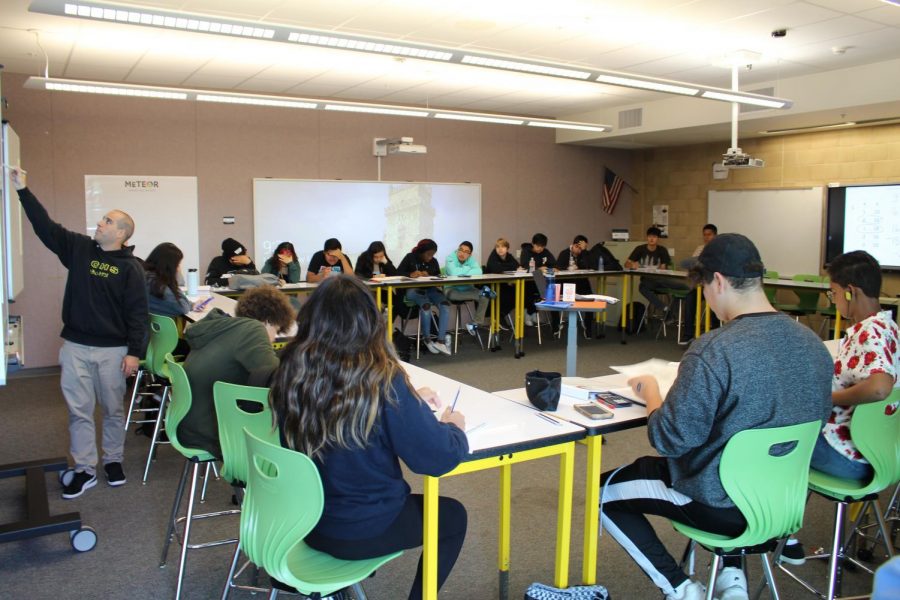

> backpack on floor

[{"left": 525, "top": 583, "right": 610, "bottom": 600}]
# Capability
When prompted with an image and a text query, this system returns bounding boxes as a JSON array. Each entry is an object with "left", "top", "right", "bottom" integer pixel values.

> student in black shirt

[
  {"left": 626, "top": 226, "right": 687, "bottom": 316},
  {"left": 355, "top": 241, "right": 398, "bottom": 279},
  {"left": 396, "top": 239, "right": 452, "bottom": 356},
  {"left": 307, "top": 238, "right": 353, "bottom": 283},
  {"left": 485, "top": 238, "right": 522, "bottom": 327},
  {"left": 206, "top": 237, "right": 257, "bottom": 285}
]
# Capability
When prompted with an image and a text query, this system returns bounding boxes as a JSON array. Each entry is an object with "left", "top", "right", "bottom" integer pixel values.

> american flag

[{"left": 602, "top": 167, "right": 625, "bottom": 215}]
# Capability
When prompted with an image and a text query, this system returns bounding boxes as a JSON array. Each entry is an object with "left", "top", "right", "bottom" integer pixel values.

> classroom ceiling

[{"left": 1, "top": 0, "right": 899, "bottom": 147}]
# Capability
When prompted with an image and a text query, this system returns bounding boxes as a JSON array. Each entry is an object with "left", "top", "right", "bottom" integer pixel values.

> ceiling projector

[
  {"left": 722, "top": 147, "right": 764, "bottom": 169},
  {"left": 373, "top": 136, "right": 427, "bottom": 156}
]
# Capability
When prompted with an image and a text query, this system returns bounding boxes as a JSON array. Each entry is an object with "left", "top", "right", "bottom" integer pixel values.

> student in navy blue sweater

[{"left": 270, "top": 275, "right": 469, "bottom": 599}]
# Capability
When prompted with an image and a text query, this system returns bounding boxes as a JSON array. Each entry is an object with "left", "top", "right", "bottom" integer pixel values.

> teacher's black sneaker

[
  {"left": 104, "top": 462, "right": 127, "bottom": 487},
  {"left": 61, "top": 471, "right": 97, "bottom": 499}
]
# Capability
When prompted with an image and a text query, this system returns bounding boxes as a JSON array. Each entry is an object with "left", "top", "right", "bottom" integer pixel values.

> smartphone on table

[{"left": 574, "top": 403, "right": 614, "bottom": 420}]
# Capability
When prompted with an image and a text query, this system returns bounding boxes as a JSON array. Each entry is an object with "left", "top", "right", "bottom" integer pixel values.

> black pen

[{"left": 535, "top": 412, "right": 563, "bottom": 426}]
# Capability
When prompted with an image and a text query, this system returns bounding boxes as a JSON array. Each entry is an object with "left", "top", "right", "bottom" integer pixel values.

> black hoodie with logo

[{"left": 18, "top": 187, "right": 148, "bottom": 357}]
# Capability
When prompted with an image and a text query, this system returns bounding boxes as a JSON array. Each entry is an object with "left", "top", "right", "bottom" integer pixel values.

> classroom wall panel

[{"left": 2, "top": 72, "right": 634, "bottom": 367}]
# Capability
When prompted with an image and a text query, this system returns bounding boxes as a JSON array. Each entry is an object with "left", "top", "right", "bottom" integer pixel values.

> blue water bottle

[{"left": 545, "top": 269, "right": 556, "bottom": 301}]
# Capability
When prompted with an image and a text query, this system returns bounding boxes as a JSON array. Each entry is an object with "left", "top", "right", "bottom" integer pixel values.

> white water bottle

[
  {"left": 597, "top": 254, "right": 604, "bottom": 272},
  {"left": 186, "top": 268, "right": 199, "bottom": 296},
  {"left": 528, "top": 257, "right": 535, "bottom": 273}
]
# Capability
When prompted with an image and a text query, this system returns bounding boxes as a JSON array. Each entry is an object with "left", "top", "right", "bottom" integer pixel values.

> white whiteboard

[
  {"left": 253, "top": 179, "right": 482, "bottom": 269},
  {"left": 3, "top": 124, "right": 23, "bottom": 301},
  {"left": 84, "top": 175, "right": 200, "bottom": 271},
  {"left": 708, "top": 187, "right": 824, "bottom": 276}
]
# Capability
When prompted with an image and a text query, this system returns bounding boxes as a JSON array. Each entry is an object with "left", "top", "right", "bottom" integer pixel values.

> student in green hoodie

[{"left": 180, "top": 286, "right": 295, "bottom": 458}]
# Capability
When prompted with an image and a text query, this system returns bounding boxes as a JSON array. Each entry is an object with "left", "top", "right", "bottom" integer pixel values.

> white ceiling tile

[
  {"left": 776, "top": 15, "right": 885, "bottom": 46},
  {"left": 125, "top": 68, "right": 194, "bottom": 86},
  {"left": 283, "top": 82, "right": 356, "bottom": 98},
  {"left": 181, "top": 74, "right": 251, "bottom": 89},
  {"left": 230, "top": 77, "right": 296, "bottom": 94},
  {"left": 263, "top": 0, "right": 383, "bottom": 30},
  {"left": 857, "top": 5, "right": 900, "bottom": 27},
  {"left": 63, "top": 63, "right": 134, "bottom": 80},
  {"left": 803, "top": 0, "right": 886, "bottom": 15},
  {"left": 179, "top": 0, "right": 287, "bottom": 20}
]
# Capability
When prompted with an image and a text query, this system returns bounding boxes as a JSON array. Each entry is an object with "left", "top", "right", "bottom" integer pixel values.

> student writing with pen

[{"left": 270, "top": 275, "right": 468, "bottom": 599}]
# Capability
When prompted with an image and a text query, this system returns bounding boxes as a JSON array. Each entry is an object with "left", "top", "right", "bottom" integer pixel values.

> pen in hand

[
  {"left": 450, "top": 386, "right": 461, "bottom": 412},
  {"left": 193, "top": 296, "right": 214, "bottom": 312}
]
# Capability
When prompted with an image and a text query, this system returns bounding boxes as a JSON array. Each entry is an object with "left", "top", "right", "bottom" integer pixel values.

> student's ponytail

[{"left": 412, "top": 238, "right": 438, "bottom": 256}]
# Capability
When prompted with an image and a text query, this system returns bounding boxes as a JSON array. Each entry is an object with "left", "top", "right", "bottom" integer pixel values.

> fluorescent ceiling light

[
  {"left": 596, "top": 74, "right": 698, "bottom": 96},
  {"left": 197, "top": 94, "right": 317, "bottom": 109},
  {"left": 527, "top": 121, "right": 608, "bottom": 132},
  {"left": 288, "top": 32, "right": 452, "bottom": 61},
  {"left": 324, "top": 104, "right": 429, "bottom": 117},
  {"left": 433, "top": 113, "right": 524, "bottom": 125},
  {"left": 461, "top": 55, "right": 591, "bottom": 80},
  {"left": 46, "top": 80, "right": 187, "bottom": 99},
  {"left": 701, "top": 90, "right": 786, "bottom": 108},
  {"left": 26, "top": 77, "right": 610, "bottom": 132},
  {"left": 31, "top": 0, "right": 793, "bottom": 109},
  {"left": 759, "top": 122, "right": 857, "bottom": 135}
]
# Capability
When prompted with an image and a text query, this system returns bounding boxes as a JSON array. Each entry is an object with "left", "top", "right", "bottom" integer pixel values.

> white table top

[
  {"left": 494, "top": 373, "right": 649, "bottom": 436},
  {"left": 185, "top": 292, "right": 237, "bottom": 321},
  {"left": 401, "top": 362, "right": 584, "bottom": 457}
]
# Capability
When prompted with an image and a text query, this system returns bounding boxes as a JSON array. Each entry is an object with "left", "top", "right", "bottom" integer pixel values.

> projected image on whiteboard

[
  {"left": 253, "top": 180, "right": 481, "bottom": 269},
  {"left": 843, "top": 184, "right": 900, "bottom": 267}
]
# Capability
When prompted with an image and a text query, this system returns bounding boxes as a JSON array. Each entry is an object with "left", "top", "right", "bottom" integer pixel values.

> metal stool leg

[
  {"left": 143, "top": 386, "right": 170, "bottom": 484},
  {"left": 160, "top": 459, "right": 191, "bottom": 567}
]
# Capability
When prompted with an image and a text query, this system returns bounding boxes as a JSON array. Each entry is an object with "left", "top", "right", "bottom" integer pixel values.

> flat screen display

[{"left": 826, "top": 183, "right": 900, "bottom": 270}]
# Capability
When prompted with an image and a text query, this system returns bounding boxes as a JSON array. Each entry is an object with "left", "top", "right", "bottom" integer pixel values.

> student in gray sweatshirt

[{"left": 599, "top": 234, "right": 833, "bottom": 600}]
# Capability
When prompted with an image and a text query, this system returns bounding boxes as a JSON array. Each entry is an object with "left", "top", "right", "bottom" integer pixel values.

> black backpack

[{"left": 587, "top": 243, "right": 622, "bottom": 271}]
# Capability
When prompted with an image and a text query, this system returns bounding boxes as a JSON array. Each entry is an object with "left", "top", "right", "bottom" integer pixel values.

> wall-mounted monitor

[{"left": 825, "top": 183, "right": 900, "bottom": 271}]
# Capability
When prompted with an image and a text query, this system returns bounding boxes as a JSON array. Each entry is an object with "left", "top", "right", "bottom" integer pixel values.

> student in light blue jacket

[{"left": 444, "top": 240, "right": 493, "bottom": 335}]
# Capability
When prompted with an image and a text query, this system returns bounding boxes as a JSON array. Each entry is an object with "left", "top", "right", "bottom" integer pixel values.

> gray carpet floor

[{"left": 0, "top": 323, "right": 890, "bottom": 599}]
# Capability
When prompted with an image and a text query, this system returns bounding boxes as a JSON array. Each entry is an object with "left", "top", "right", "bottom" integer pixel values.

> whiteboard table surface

[
  {"left": 495, "top": 373, "right": 648, "bottom": 436},
  {"left": 402, "top": 362, "right": 583, "bottom": 456}
]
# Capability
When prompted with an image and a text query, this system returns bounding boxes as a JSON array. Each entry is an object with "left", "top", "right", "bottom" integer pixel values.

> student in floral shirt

[{"left": 815, "top": 250, "right": 899, "bottom": 480}]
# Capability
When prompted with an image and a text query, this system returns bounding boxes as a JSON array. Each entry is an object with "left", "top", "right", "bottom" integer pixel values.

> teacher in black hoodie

[{"left": 11, "top": 167, "right": 148, "bottom": 500}]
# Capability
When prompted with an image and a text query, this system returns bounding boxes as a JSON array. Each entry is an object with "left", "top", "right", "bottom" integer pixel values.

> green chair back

[
  {"left": 241, "top": 429, "right": 402, "bottom": 596},
  {"left": 810, "top": 389, "right": 900, "bottom": 500},
  {"left": 213, "top": 382, "right": 279, "bottom": 486},
  {"left": 790, "top": 274, "right": 825, "bottom": 311},
  {"left": 148, "top": 314, "right": 179, "bottom": 378},
  {"left": 163, "top": 354, "right": 217, "bottom": 462},
  {"left": 673, "top": 420, "right": 821, "bottom": 551}
]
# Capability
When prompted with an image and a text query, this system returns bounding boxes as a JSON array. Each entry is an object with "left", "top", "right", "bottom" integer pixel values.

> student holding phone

[
  {"left": 306, "top": 238, "right": 353, "bottom": 283},
  {"left": 261, "top": 241, "right": 302, "bottom": 283}
]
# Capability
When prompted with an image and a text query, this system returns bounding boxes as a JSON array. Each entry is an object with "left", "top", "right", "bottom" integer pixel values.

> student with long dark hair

[
  {"left": 397, "top": 239, "right": 452, "bottom": 355},
  {"left": 261, "top": 241, "right": 302, "bottom": 283},
  {"left": 145, "top": 242, "right": 192, "bottom": 317},
  {"left": 270, "top": 275, "right": 468, "bottom": 599},
  {"left": 355, "top": 241, "right": 397, "bottom": 279}
]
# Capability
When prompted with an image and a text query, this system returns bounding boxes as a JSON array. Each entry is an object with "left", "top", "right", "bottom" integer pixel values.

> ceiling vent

[{"left": 618, "top": 108, "right": 643, "bottom": 129}]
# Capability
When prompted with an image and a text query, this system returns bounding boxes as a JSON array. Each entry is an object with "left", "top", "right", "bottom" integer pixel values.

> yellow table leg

[
  {"left": 387, "top": 286, "right": 394, "bottom": 342},
  {"left": 834, "top": 308, "right": 842, "bottom": 340},
  {"left": 423, "top": 475, "right": 440, "bottom": 600},
  {"left": 499, "top": 464, "right": 512, "bottom": 597},
  {"left": 554, "top": 443, "right": 575, "bottom": 588},
  {"left": 621, "top": 274, "right": 630, "bottom": 330},
  {"left": 695, "top": 284, "right": 703, "bottom": 339},
  {"left": 582, "top": 435, "right": 602, "bottom": 585},
  {"left": 376, "top": 287, "right": 383, "bottom": 311}
]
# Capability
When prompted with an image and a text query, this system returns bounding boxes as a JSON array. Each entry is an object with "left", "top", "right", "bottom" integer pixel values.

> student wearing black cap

[{"left": 205, "top": 237, "right": 257, "bottom": 285}]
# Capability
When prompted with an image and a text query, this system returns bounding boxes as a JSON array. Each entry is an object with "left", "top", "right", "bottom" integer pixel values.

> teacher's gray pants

[{"left": 59, "top": 340, "right": 128, "bottom": 475}]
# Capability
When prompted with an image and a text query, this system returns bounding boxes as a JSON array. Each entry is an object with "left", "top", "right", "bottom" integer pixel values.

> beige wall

[
  {"left": 3, "top": 72, "right": 635, "bottom": 367},
  {"left": 633, "top": 123, "right": 900, "bottom": 293}
]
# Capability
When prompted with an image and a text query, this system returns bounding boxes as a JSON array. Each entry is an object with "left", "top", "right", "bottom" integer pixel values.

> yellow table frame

[{"left": 422, "top": 441, "right": 577, "bottom": 600}]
